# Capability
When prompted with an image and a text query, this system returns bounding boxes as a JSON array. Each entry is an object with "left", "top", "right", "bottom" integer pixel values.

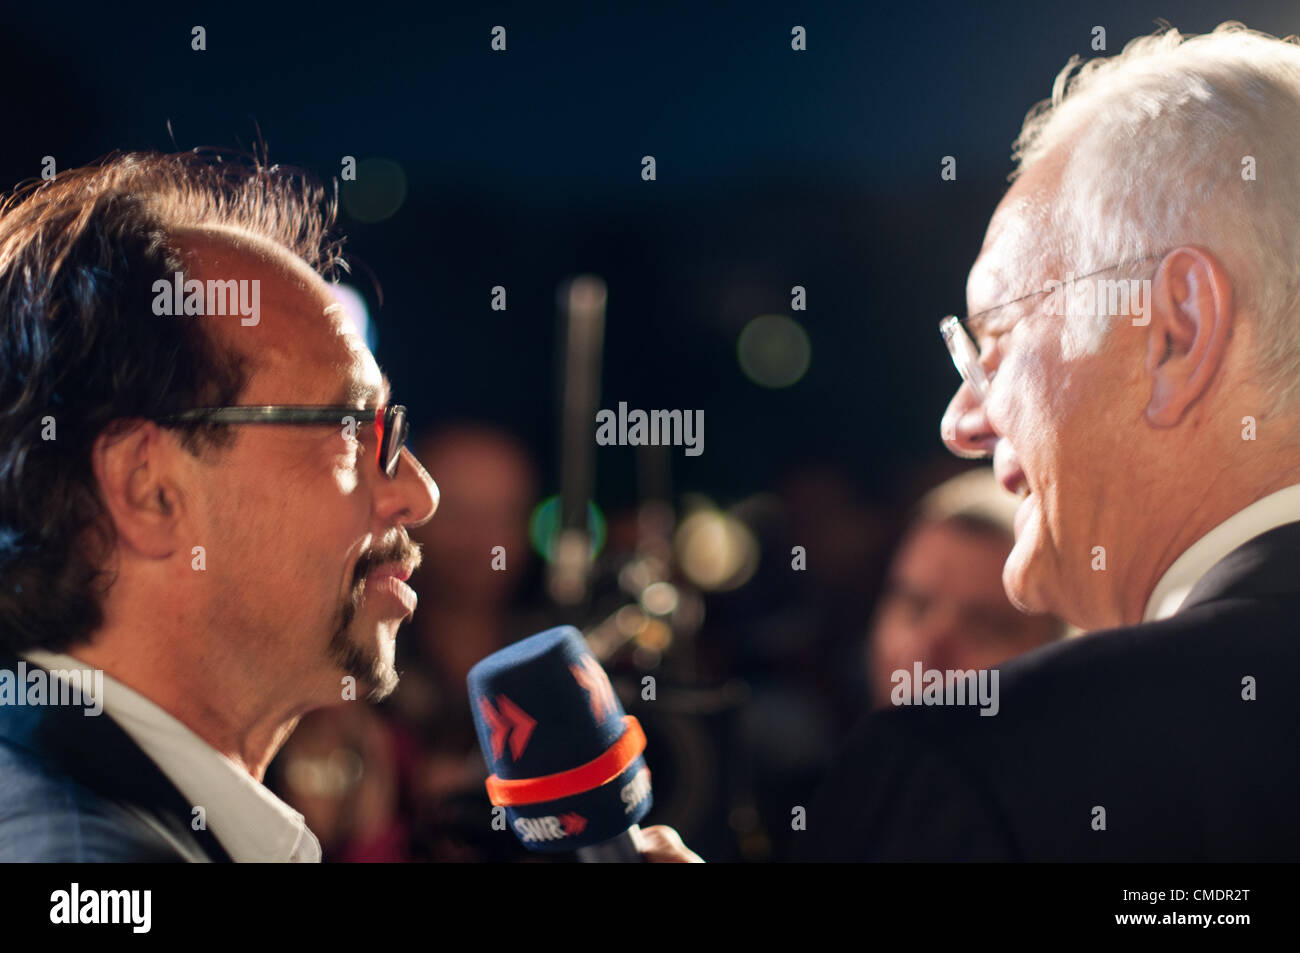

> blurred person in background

[
  {"left": 867, "top": 467, "right": 1068, "bottom": 710},
  {"left": 270, "top": 702, "right": 410, "bottom": 862},
  {"left": 387, "top": 424, "right": 549, "bottom": 861}
]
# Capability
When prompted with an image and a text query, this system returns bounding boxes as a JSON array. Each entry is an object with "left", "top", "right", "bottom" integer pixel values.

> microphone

[{"left": 467, "top": 626, "right": 654, "bottom": 861}]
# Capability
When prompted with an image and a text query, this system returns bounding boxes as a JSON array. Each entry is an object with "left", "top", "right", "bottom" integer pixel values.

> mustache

[{"left": 353, "top": 534, "right": 422, "bottom": 586}]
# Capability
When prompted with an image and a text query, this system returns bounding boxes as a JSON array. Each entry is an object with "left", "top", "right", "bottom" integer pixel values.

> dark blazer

[
  {"left": 0, "top": 652, "right": 231, "bottom": 862},
  {"left": 799, "top": 519, "right": 1300, "bottom": 861}
]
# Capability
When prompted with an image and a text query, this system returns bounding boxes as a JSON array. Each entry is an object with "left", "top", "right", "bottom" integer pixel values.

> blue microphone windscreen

[{"left": 468, "top": 626, "right": 653, "bottom": 851}]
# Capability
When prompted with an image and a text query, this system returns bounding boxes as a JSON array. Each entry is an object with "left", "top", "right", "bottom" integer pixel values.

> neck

[
  {"left": 1111, "top": 455, "right": 1300, "bottom": 628},
  {"left": 67, "top": 622, "right": 319, "bottom": 780}
]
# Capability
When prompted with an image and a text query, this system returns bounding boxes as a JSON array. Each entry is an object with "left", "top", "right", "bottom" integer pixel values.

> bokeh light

[
  {"left": 737, "top": 313, "right": 812, "bottom": 388},
  {"left": 341, "top": 158, "right": 408, "bottom": 224},
  {"left": 529, "top": 495, "right": 607, "bottom": 562},
  {"left": 675, "top": 509, "right": 759, "bottom": 591}
]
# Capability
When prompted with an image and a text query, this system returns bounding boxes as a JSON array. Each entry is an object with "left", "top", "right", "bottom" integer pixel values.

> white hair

[{"left": 1012, "top": 22, "right": 1300, "bottom": 417}]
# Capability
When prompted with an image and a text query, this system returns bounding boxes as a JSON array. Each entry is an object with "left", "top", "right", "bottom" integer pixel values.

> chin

[
  {"left": 1003, "top": 534, "right": 1049, "bottom": 616},
  {"left": 330, "top": 620, "right": 401, "bottom": 702},
  {"left": 1003, "top": 571, "right": 1039, "bottom": 615},
  {"left": 363, "top": 628, "right": 400, "bottom": 701},
  {"left": 1004, "top": 527, "right": 1086, "bottom": 628}
]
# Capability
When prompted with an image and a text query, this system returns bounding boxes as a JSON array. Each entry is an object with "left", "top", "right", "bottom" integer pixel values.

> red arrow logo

[
  {"left": 570, "top": 655, "right": 619, "bottom": 722},
  {"left": 477, "top": 693, "right": 537, "bottom": 761},
  {"left": 559, "top": 812, "right": 588, "bottom": 835}
]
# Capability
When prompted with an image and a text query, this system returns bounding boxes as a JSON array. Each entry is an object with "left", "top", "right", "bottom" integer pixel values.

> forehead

[
  {"left": 177, "top": 226, "right": 388, "bottom": 406},
  {"left": 966, "top": 155, "right": 1067, "bottom": 312},
  {"left": 895, "top": 520, "right": 1011, "bottom": 602}
]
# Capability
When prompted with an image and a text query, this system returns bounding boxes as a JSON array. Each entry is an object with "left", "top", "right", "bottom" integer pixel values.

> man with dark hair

[{"left": 0, "top": 152, "right": 439, "bottom": 861}]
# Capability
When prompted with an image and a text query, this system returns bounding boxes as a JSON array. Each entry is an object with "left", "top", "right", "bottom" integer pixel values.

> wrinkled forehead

[{"left": 174, "top": 225, "right": 387, "bottom": 406}]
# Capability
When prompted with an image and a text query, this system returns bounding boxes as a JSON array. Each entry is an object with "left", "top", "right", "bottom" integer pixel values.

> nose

[
  {"left": 940, "top": 381, "right": 998, "bottom": 460},
  {"left": 378, "top": 446, "right": 439, "bottom": 528}
]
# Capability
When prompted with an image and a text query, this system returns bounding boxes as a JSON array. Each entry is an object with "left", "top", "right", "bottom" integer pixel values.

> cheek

[
  {"left": 332, "top": 458, "right": 360, "bottom": 495},
  {"left": 965, "top": 643, "right": 1023, "bottom": 672},
  {"left": 994, "top": 334, "right": 1075, "bottom": 461},
  {"left": 329, "top": 437, "right": 368, "bottom": 495},
  {"left": 203, "top": 472, "right": 289, "bottom": 558},
  {"left": 872, "top": 612, "right": 913, "bottom": 659},
  {"left": 987, "top": 349, "right": 1041, "bottom": 442},
  {"left": 1060, "top": 312, "right": 1100, "bottom": 362},
  {"left": 237, "top": 466, "right": 365, "bottom": 590}
]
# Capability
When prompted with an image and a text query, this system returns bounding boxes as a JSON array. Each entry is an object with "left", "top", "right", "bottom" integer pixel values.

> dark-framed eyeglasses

[{"left": 155, "top": 404, "right": 410, "bottom": 479}]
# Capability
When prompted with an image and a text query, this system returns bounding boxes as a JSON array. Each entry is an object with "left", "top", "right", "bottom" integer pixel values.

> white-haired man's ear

[{"left": 1144, "top": 245, "right": 1235, "bottom": 428}]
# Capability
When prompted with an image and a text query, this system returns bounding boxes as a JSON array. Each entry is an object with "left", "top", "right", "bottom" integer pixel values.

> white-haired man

[{"left": 802, "top": 23, "right": 1300, "bottom": 861}]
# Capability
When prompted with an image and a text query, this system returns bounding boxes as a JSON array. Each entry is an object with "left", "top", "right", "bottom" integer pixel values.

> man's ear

[
  {"left": 1145, "top": 245, "right": 1234, "bottom": 428},
  {"left": 91, "top": 421, "right": 184, "bottom": 559}
]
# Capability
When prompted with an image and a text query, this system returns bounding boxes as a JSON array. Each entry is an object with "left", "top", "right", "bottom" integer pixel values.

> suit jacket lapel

[
  {"left": 0, "top": 651, "right": 232, "bottom": 862},
  {"left": 1179, "top": 519, "right": 1300, "bottom": 614}
]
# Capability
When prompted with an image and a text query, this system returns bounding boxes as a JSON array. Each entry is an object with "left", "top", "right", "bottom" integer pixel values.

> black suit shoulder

[{"left": 802, "top": 593, "right": 1300, "bottom": 861}]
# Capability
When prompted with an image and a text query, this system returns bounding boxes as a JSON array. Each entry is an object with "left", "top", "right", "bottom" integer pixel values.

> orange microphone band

[{"left": 485, "top": 716, "right": 647, "bottom": 807}]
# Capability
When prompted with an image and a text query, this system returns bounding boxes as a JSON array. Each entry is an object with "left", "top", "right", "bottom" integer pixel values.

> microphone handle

[{"left": 574, "top": 825, "right": 645, "bottom": 863}]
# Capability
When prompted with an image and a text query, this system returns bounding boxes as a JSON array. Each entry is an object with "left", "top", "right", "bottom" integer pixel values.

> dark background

[{"left": 6, "top": 0, "right": 1292, "bottom": 504}]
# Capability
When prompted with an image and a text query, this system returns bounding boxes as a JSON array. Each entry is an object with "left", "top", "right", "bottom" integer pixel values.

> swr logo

[
  {"left": 513, "top": 812, "right": 588, "bottom": 843},
  {"left": 559, "top": 812, "right": 588, "bottom": 835},
  {"left": 477, "top": 694, "right": 536, "bottom": 761}
]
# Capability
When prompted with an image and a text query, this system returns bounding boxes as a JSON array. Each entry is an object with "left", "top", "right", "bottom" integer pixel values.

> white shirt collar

[
  {"left": 21, "top": 649, "right": 320, "bottom": 863},
  {"left": 1143, "top": 482, "right": 1300, "bottom": 622}
]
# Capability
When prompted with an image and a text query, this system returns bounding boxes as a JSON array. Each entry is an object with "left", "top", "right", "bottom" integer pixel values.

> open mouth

[
  {"left": 360, "top": 559, "right": 418, "bottom": 617},
  {"left": 365, "top": 570, "right": 417, "bottom": 615}
]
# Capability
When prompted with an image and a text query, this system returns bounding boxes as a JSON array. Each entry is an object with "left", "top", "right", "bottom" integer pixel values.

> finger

[{"left": 637, "top": 825, "right": 704, "bottom": 863}]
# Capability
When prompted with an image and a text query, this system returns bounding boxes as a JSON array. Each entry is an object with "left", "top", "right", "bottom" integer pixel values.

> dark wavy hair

[{"left": 0, "top": 150, "right": 344, "bottom": 653}]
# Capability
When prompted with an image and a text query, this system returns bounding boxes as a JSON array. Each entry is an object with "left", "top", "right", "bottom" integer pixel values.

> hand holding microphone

[{"left": 468, "top": 626, "right": 702, "bottom": 862}]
